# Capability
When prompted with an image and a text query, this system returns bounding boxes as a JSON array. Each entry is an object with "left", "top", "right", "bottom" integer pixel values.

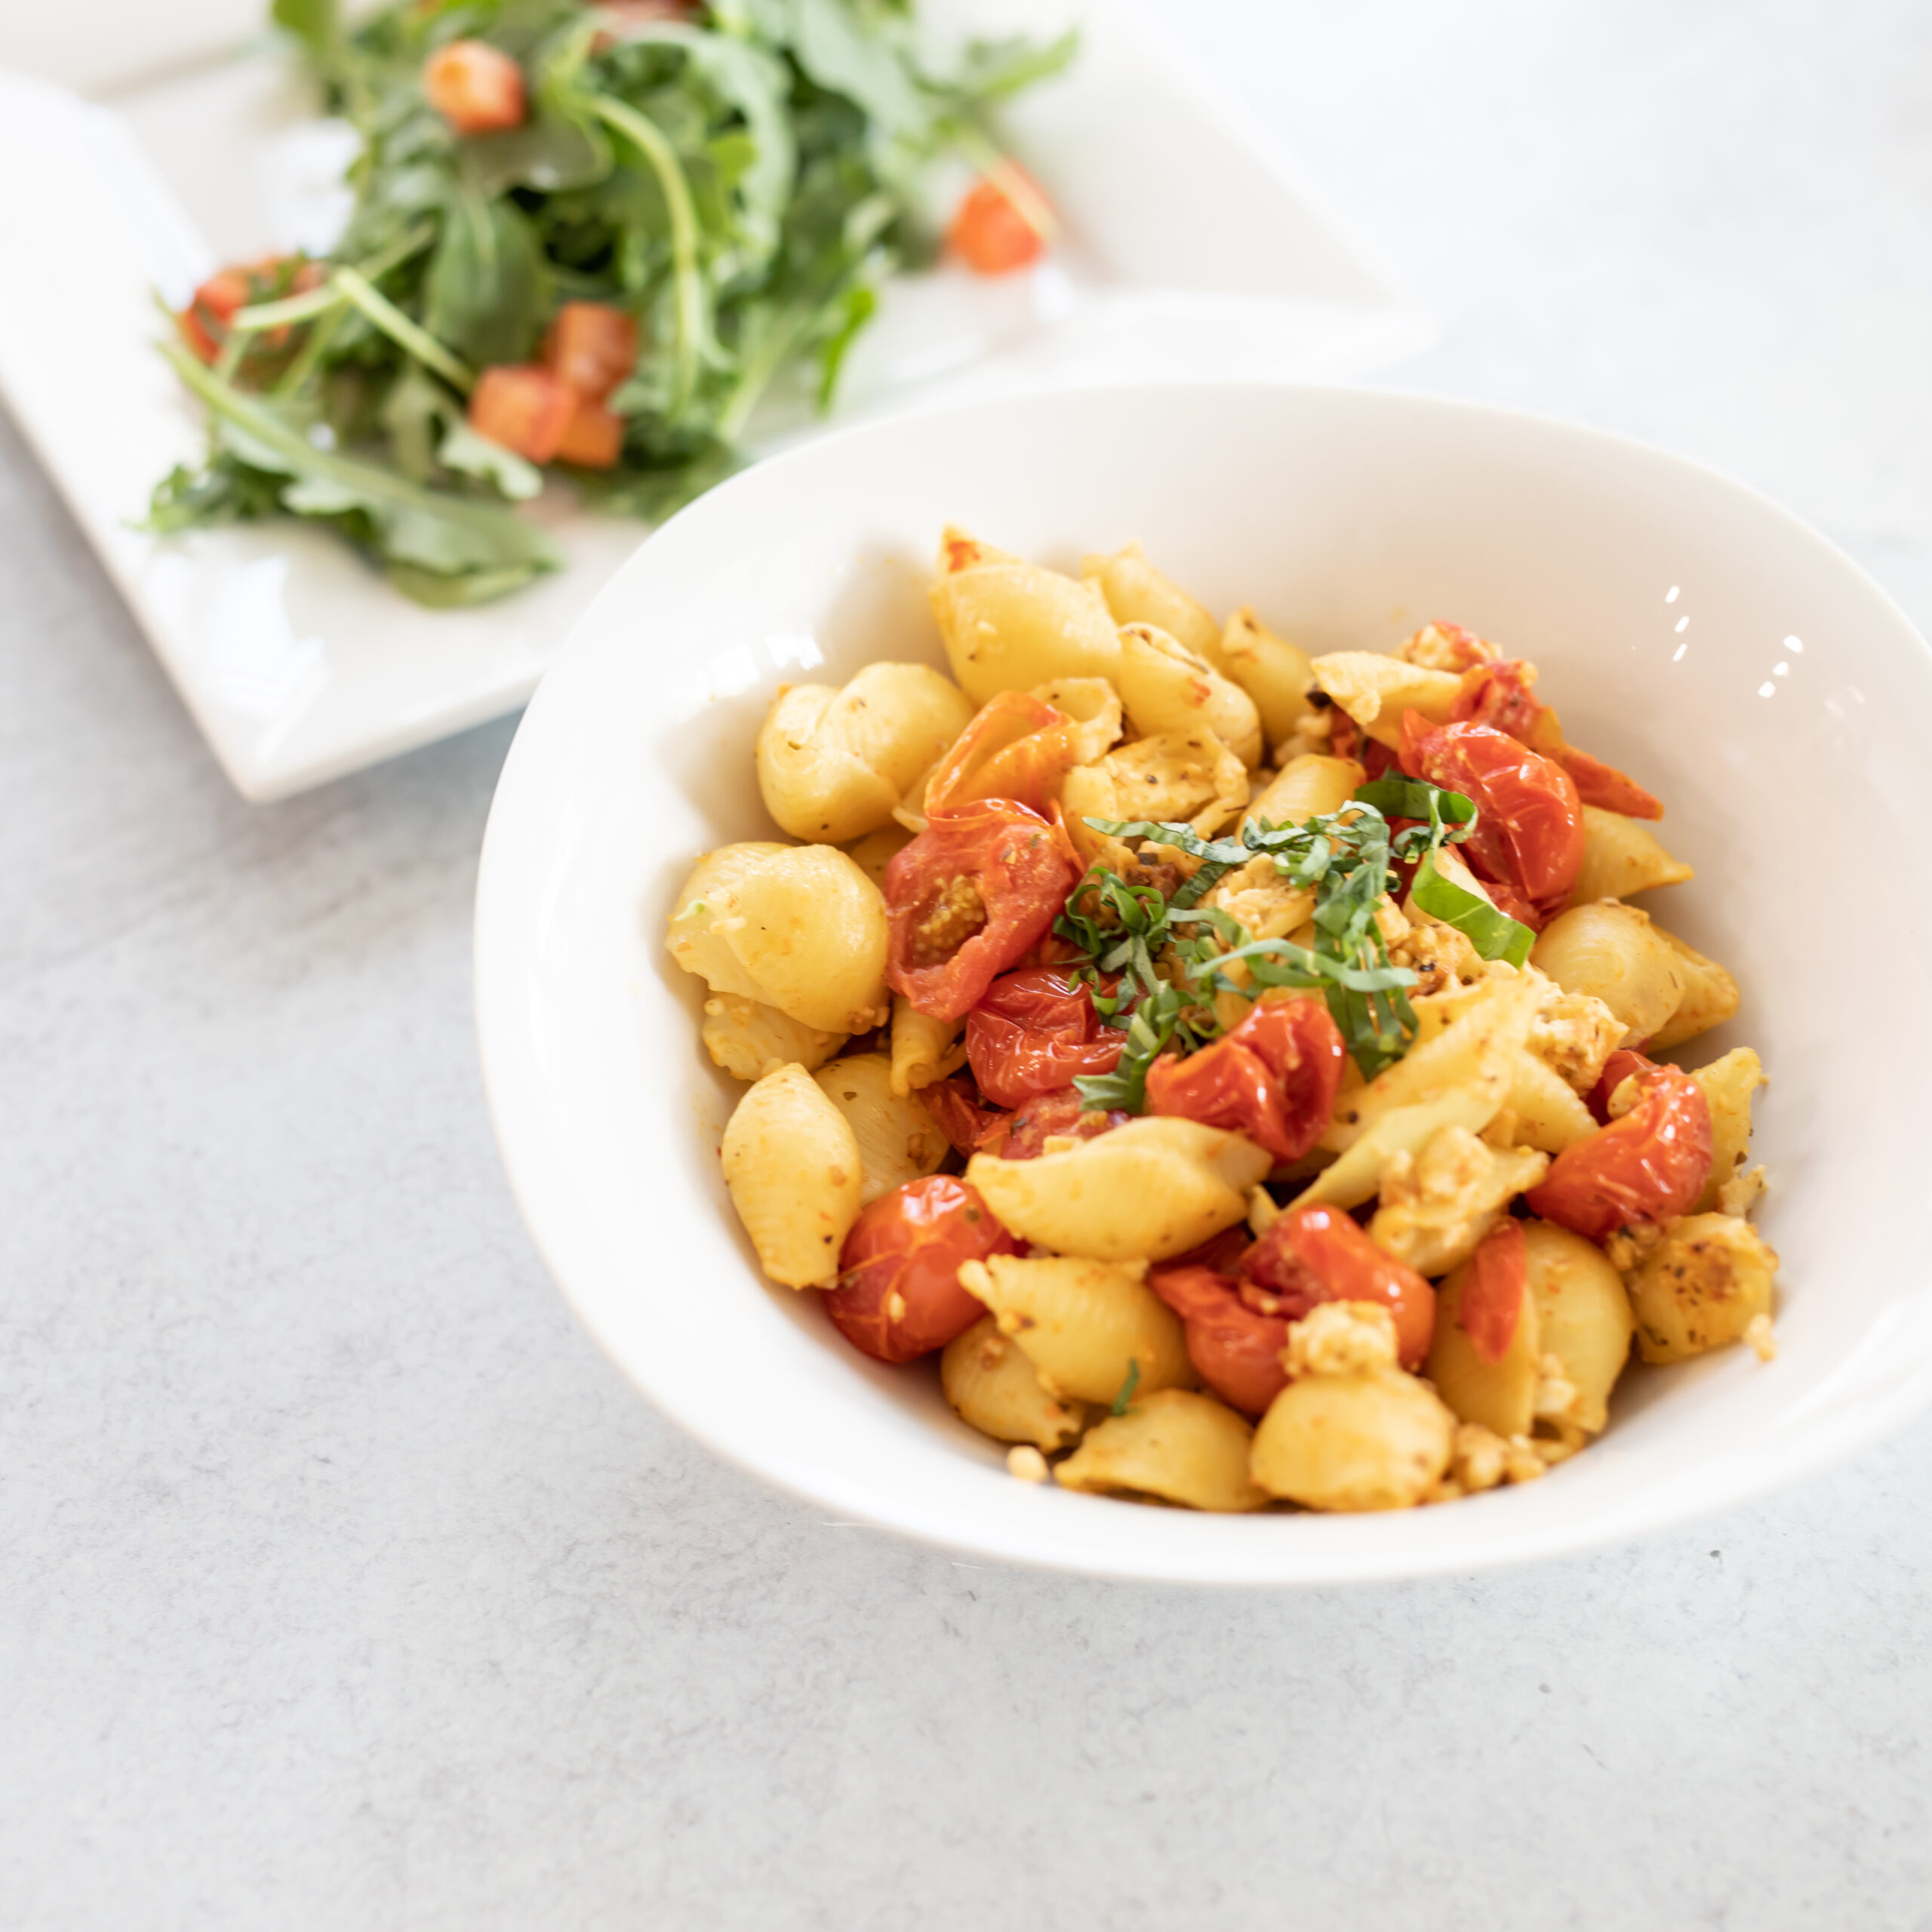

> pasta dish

[{"left": 666, "top": 532, "right": 1777, "bottom": 1513}]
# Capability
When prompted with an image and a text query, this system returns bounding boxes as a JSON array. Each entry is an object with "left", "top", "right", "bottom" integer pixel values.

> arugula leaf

[
  {"left": 1411, "top": 854, "right": 1536, "bottom": 967},
  {"left": 423, "top": 186, "right": 553, "bottom": 369}
]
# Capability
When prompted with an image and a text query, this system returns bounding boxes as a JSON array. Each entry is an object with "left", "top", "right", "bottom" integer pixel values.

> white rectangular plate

[{"left": 0, "top": 2, "right": 1428, "bottom": 798}]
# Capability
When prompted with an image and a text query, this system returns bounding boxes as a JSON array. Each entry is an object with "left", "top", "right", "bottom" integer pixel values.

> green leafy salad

[
  {"left": 149, "top": 0, "right": 1075, "bottom": 606},
  {"left": 1053, "top": 775, "right": 1537, "bottom": 1114}
]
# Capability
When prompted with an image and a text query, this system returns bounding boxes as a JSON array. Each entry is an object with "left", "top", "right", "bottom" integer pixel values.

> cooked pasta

[
  {"left": 955, "top": 1254, "right": 1193, "bottom": 1403},
  {"left": 930, "top": 528, "right": 1120, "bottom": 702},
  {"left": 1055, "top": 1391, "right": 1267, "bottom": 1512},
  {"left": 669, "top": 531, "right": 1779, "bottom": 1518},
  {"left": 813, "top": 1053, "right": 949, "bottom": 1204},
  {"left": 757, "top": 663, "right": 975, "bottom": 842},
  {"left": 1082, "top": 540, "right": 1226, "bottom": 669},
  {"left": 721, "top": 1063, "right": 863, "bottom": 1288},
  {"left": 1116, "top": 623, "right": 1264, "bottom": 768}
]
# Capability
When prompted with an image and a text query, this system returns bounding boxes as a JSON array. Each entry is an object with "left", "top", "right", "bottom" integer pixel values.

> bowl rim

[{"left": 475, "top": 377, "right": 1932, "bottom": 1585}]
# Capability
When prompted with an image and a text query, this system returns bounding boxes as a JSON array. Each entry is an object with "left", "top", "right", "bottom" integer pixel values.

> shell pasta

[{"left": 666, "top": 529, "right": 1779, "bottom": 1516}]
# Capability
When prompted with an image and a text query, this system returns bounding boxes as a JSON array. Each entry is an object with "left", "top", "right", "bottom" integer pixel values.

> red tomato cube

[
  {"left": 554, "top": 398, "right": 625, "bottom": 469},
  {"left": 947, "top": 167, "right": 1054, "bottom": 275},
  {"left": 423, "top": 39, "right": 525, "bottom": 135},
  {"left": 467, "top": 365, "right": 574, "bottom": 464},
  {"left": 543, "top": 302, "right": 639, "bottom": 402}
]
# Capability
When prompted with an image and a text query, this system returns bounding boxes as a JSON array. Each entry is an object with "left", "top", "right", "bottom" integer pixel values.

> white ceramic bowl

[{"left": 476, "top": 382, "right": 1932, "bottom": 1585}]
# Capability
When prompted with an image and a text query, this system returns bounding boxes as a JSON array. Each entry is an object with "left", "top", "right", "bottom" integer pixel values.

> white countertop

[{"left": 6, "top": 4, "right": 1930, "bottom": 1925}]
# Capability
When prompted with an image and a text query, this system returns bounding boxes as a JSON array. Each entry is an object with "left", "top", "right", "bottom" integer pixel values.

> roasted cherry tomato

[
  {"left": 1143, "top": 995, "right": 1347, "bottom": 1164},
  {"left": 884, "top": 799, "right": 1080, "bottom": 1020},
  {"left": 543, "top": 301, "right": 639, "bottom": 401},
  {"left": 1556, "top": 744, "right": 1663, "bottom": 820},
  {"left": 826, "top": 1177, "right": 1023, "bottom": 1364},
  {"left": 924, "top": 689, "right": 1078, "bottom": 820},
  {"left": 964, "top": 967, "right": 1124, "bottom": 1109},
  {"left": 1242, "top": 1203, "right": 1435, "bottom": 1368},
  {"left": 916, "top": 1075, "right": 1005, "bottom": 1158},
  {"left": 1451, "top": 660, "right": 1662, "bottom": 821},
  {"left": 992, "top": 1084, "right": 1130, "bottom": 1161},
  {"left": 1460, "top": 1215, "right": 1530, "bottom": 1363},
  {"left": 423, "top": 38, "right": 526, "bottom": 134},
  {"left": 947, "top": 166, "right": 1054, "bottom": 275},
  {"left": 1399, "top": 712, "right": 1585, "bottom": 919},
  {"left": 1524, "top": 1051, "right": 1712, "bottom": 1242},
  {"left": 1149, "top": 1248, "right": 1290, "bottom": 1418}
]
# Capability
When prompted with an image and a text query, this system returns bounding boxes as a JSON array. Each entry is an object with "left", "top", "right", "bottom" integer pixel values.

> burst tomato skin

[
  {"left": 1400, "top": 712, "right": 1585, "bottom": 918},
  {"left": 1148, "top": 1254, "right": 1289, "bottom": 1417},
  {"left": 1524, "top": 1051, "right": 1713, "bottom": 1242},
  {"left": 826, "top": 1177, "right": 1023, "bottom": 1364},
  {"left": 964, "top": 967, "right": 1124, "bottom": 1109},
  {"left": 1451, "top": 660, "right": 1662, "bottom": 820},
  {"left": 924, "top": 689, "right": 1076, "bottom": 819},
  {"left": 1460, "top": 1216, "right": 1530, "bottom": 1363},
  {"left": 884, "top": 801, "right": 1079, "bottom": 1021},
  {"left": 1143, "top": 995, "right": 1346, "bottom": 1164},
  {"left": 992, "top": 1084, "right": 1130, "bottom": 1161},
  {"left": 1243, "top": 1203, "right": 1435, "bottom": 1368},
  {"left": 916, "top": 1075, "right": 1005, "bottom": 1158},
  {"left": 948, "top": 169, "right": 1051, "bottom": 274}
]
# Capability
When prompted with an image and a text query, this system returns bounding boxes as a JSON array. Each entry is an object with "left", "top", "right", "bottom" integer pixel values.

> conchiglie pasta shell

[
  {"left": 1504, "top": 1051, "right": 1601, "bottom": 1153},
  {"left": 1427, "top": 1250, "right": 1543, "bottom": 1437},
  {"left": 669, "top": 843, "right": 889, "bottom": 1035},
  {"left": 1522, "top": 1220, "right": 1633, "bottom": 1434},
  {"left": 1690, "top": 1047, "right": 1765, "bottom": 1213},
  {"left": 1307, "top": 652, "right": 1463, "bottom": 749},
  {"left": 955, "top": 1254, "right": 1192, "bottom": 1404},
  {"left": 844, "top": 823, "right": 913, "bottom": 889},
  {"left": 941, "top": 1315, "right": 1091, "bottom": 1449},
  {"left": 813, "top": 1052, "right": 949, "bottom": 1204},
  {"left": 1572, "top": 805, "right": 1693, "bottom": 903},
  {"left": 1081, "top": 540, "right": 1226, "bottom": 668},
  {"left": 1250, "top": 1368, "right": 1454, "bottom": 1510},
  {"left": 1099, "top": 730, "right": 1249, "bottom": 836},
  {"left": 1220, "top": 606, "right": 1315, "bottom": 756},
  {"left": 930, "top": 528, "right": 1120, "bottom": 703},
  {"left": 1244, "top": 754, "right": 1364, "bottom": 829},
  {"left": 757, "top": 665, "right": 974, "bottom": 844},
  {"left": 1056, "top": 1390, "right": 1268, "bottom": 1511},
  {"left": 965, "top": 1117, "right": 1272, "bottom": 1263},
  {"left": 1627, "top": 1213, "right": 1777, "bottom": 1364},
  {"left": 721, "top": 1063, "right": 863, "bottom": 1288},
  {"left": 1645, "top": 924, "right": 1740, "bottom": 1051},
  {"left": 1117, "top": 623, "right": 1263, "bottom": 768},
  {"left": 889, "top": 995, "right": 965, "bottom": 1096},
  {"left": 1030, "top": 676, "right": 1124, "bottom": 764},
  {"left": 1529, "top": 902, "right": 1684, "bottom": 1048},
  {"left": 702, "top": 995, "right": 846, "bottom": 1081}
]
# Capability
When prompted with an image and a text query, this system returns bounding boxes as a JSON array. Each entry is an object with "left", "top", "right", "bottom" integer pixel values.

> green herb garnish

[
  {"left": 1411, "top": 854, "right": 1536, "bottom": 967},
  {"left": 1110, "top": 1358, "right": 1141, "bottom": 1416}
]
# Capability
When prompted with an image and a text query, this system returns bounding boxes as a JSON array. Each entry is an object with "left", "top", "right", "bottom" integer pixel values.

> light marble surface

[{"left": 5, "top": 3, "right": 1932, "bottom": 1925}]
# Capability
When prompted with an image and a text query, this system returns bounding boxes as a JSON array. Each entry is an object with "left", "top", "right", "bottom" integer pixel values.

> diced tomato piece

[
  {"left": 176, "top": 257, "right": 322, "bottom": 367},
  {"left": 468, "top": 364, "right": 574, "bottom": 463},
  {"left": 424, "top": 39, "right": 525, "bottom": 134},
  {"left": 948, "top": 166, "right": 1054, "bottom": 275},
  {"left": 554, "top": 398, "right": 624, "bottom": 468},
  {"left": 543, "top": 302, "right": 639, "bottom": 402}
]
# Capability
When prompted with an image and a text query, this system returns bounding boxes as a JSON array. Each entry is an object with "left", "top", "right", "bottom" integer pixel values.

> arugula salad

[{"left": 149, "top": 0, "right": 1074, "bottom": 606}]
